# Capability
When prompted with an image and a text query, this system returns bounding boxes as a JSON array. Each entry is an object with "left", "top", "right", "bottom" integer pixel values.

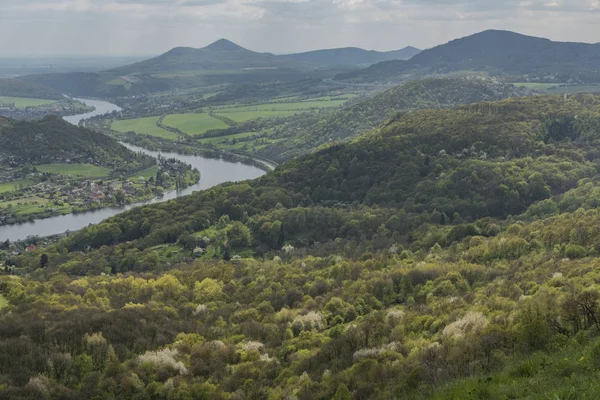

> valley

[{"left": 3, "top": 28, "right": 600, "bottom": 400}]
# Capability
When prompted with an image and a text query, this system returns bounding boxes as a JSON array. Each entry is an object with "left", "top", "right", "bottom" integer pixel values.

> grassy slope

[
  {"left": 111, "top": 117, "right": 178, "bottom": 140},
  {"left": 36, "top": 164, "right": 112, "bottom": 179}
]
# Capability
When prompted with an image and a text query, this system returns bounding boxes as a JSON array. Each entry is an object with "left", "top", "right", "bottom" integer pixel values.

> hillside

[
  {"left": 0, "top": 115, "right": 152, "bottom": 172},
  {"left": 279, "top": 46, "right": 421, "bottom": 67},
  {"left": 337, "top": 30, "right": 600, "bottom": 84},
  {"left": 21, "top": 39, "right": 318, "bottom": 97},
  {"left": 0, "top": 78, "right": 63, "bottom": 100},
  {"left": 110, "top": 39, "right": 309, "bottom": 75},
  {"left": 255, "top": 77, "right": 530, "bottom": 161},
  {"left": 4, "top": 95, "right": 600, "bottom": 398}
]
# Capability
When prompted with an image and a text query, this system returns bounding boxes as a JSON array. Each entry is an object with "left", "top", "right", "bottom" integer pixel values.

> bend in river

[{"left": 0, "top": 98, "right": 265, "bottom": 242}]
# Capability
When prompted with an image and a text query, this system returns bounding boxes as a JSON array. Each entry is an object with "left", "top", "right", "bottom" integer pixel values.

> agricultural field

[
  {"left": 36, "top": 164, "right": 112, "bottom": 179},
  {"left": 0, "top": 179, "right": 35, "bottom": 194},
  {"left": 162, "top": 113, "right": 229, "bottom": 136},
  {"left": 215, "top": 110, "right": 301, "bottom": 123},
  {"left": 111, "top": 117, "right": 178, "bottom": 140},
  {"left": 0, "top": 96, "right": 57, "bottom": 108},
  {"left": 0, "top": 196, "right": 54, "bottom": 216},
  {"left": 106, "top": 77, "right": 132, "bottom": 90}
]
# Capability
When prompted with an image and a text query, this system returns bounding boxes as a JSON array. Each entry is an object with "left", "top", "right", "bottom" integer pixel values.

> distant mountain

[
  {"left": 109, "top": 39, "right": 309, "bottom": 75},
  {"left": 279, "top": 46, "right": 421, "bottom": 67},
  {"left": 20, "top": 39, "right": 420, "bottom": 97},
  {"left": 336, "top": 30, "right": 600, "bottom": 84},
  {"left": 0, "top": 78, "right": 62, "bottom": 100},
  {"left": 0, "top": 115, "right": 150, "bottom": 171},
  {"left": 255, "top": 77, "right": 530, "bottom": 162}
]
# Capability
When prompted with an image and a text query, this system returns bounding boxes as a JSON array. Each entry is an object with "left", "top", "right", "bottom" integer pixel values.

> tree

[{"left": 40, "top": 254, "right": 49, "bottom": 269}]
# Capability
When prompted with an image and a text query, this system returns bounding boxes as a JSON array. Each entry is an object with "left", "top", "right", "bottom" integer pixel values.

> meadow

[
  {"left": 111, "top": 117, "right": 179, "bottom": 140},
  {"left": 36, "top": 164, "right": 112, "bottom": 179},
  {"left": 162, "top": 113, "right": 229, "bottom": 135},
  {"left": 0, "top": 96, "right": 57, "bottom": 108},
  {"left": 0, "top": 179, "right": 35, "bottom": 194}
]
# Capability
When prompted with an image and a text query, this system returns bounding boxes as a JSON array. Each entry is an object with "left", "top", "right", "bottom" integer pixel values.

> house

[{"left": 26, "top": 245, "right": 37, "bottom": 252}]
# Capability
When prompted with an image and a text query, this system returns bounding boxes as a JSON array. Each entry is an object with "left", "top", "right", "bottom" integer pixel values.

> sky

[{"left": 0, "top": 0, "right": 599, "bottom": 57}]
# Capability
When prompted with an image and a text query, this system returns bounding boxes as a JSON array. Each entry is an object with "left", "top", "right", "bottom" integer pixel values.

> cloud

[{"left": 0, "top": 0, "right": 598, "bottom": 55}]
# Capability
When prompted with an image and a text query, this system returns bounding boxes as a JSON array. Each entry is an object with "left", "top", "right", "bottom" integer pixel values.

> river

[{"left": 0, "top": 98, "right": 266, "bottom": 242}]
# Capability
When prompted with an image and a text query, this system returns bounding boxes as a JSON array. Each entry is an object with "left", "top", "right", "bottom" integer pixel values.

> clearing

[
  {"left": 36, "top": 164, "right": 112, "bottom": 179},
  {"left": 112, "top": 117, "right": 178, "bottom": 140},
  {"left": 0, "top": 96, "right": 57, "bottom": 108},
  {"left": 162, "top": 113, "right": 228, "bottom": 136}
]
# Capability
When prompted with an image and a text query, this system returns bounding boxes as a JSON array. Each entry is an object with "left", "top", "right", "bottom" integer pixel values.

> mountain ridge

[{"left": 336, "top": 29, "right": 600, "bottom": 83}]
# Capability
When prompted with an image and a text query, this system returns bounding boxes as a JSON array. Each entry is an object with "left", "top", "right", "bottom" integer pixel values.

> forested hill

[
  {"left": 337, "top": 30, "right": 600, "bottom": 84},
  {"left": 0, "top": 115, "right": 152, "bottom": 171},
  {"left": 7, "top": 95, "right": 600, "bottom": 398},
  {"left": 109, "top": 39, "right": 309, "bottom": 76},
  {"left": 258, "top": 77, "right": 530, "bottom": 161},
  {"left": 279, "top": 46, "right": 421, "bottom": 67},
  {"left": 0, "top": 78, "right": 63, "bottom": 100}
]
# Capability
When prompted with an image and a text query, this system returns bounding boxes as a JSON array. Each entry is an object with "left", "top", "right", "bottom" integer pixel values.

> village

[
  {"left": 0, "top": 98, "right": 93, "bottom": 120},
  {"left": 0, "top": 158, "right": 200, "bottom": 227}
]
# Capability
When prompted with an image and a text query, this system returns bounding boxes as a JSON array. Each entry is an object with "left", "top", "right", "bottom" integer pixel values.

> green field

[
  {"left": 216, "top": 99, "right": 348, "bottom": 112},
  {"left": 37, "top": 164, "right": 112, "bottom": 179},
  {"left": 112, "top": 117, "right": 178, "bottom": 140},
  {"left": 151, "top": 70, "right": 244, "bottom": 79},
  {"left": 0, "top": 96, "right": 57, "bottom": 108},
  {"left": 0, "top": 179, "right": 35, "bottom": 194},
  {"left": 128, "top": 166, "right": 159, "bottom": 180},
  {"left": 215, "top": 110, "right": 301, "bottom": 123},
  {"left": 162, "top": 113, "right": 228, "bottom": 136},
  {"left": 106, "top": 77, "right": 132, "bottom": 90},
  {"left": 0, "top": 294, "right": 7, "bottom": 309}
]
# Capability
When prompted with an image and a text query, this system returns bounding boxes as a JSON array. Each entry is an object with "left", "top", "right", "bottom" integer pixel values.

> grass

[
  {"left": 128, "top": 166, "right": 159, "bottom": 180},
  {"left": 0, "top": 294, "right": 7, "bottom": 309},
  {"left": 36, "top": 164, "right": 112, "bottom": 179},
  {"left": 215, "top": 100, "right": 347, "bottom": 113},
  {"left": 0, "top": 179, "right": 35, "bottom": 194},
  {"left": 0, "top": 196, "right": 51, "bottom": 216},
  {"left": 162, "top": 113, "right": 228, "bottom": 136},
  {"left": 151, "top": 70, "right": 244, "bottom": 79},
  {"left": 0, "top": 96, "right": 57, "bottom": 108},
  {"left": 106, "top": 77, "right": 132, "bottom": 90},
  {"left": 112, "top": 117, "right": 179, "bottom": 140},
  {"left": 214, "top": 110, "right": 302, "bottom": 123}
]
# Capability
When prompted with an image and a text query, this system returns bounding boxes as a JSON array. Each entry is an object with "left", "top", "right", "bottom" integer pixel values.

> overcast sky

[{"left": 1, "top": 0, "right": 599, "bottom": 56}]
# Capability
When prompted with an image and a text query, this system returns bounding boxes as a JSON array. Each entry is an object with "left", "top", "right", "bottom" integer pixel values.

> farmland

[
  {"left": 513, "top": 82, "right": 600, "bottom": 94},
  {"left": 162, "top": 113, "right": 229, "bottom": 136},
  {"left": 0, "top": 179, "right": 35, "bottom": 194},
  {"left": 36, "top": 164, "right": 113, "bottom": 179},
  {"left": 111, "top": 117, "right": 178, "bottom": 140},
  {"left": 0, "top": 96, "right": 57, "bottom": 108}
]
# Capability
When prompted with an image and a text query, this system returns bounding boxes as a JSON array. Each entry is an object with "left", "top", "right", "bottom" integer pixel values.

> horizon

[
  {"left": 1, "top": 0, "right": 599, "bottom": 57},
  {"left": 1, "top": 29, "right": 599, "bottom": 60}
]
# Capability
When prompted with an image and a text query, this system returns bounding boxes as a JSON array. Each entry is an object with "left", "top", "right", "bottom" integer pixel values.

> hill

[
  {"left": 5, "top": 94, "right": 600, "bottom": 398},
  {"left": 0, "top": 78, "right": 63, "bottom": 100},
  {"left": 337, "top": 30, "right": 600, "bottom": 84},
  {"left": 109, "top": 39, "right": 310, "bottom": 75},
  {"left": 21, "top": 39, "right": 318, "bottom": 97},
  {"left": 0, "top": 115, "right": 152, "bottom": 172},
  {"left": 279, "top": 46, "right": 421, "bottom": 67},
  {"left": 20, "top": 39, "right": 420, "bottom": 97},
  {"left": 254, "top": 77, "right": 530, "bottom": 161}
]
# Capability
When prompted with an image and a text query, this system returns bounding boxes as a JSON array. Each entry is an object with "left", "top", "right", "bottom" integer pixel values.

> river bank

[{"left": 0, "top": 98, "right": 266, "bottom": 242}]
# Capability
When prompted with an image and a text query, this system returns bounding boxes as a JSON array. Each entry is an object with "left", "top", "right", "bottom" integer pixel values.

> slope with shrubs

[
  {"left": 257, "top": 77, "right": 529, "bottom": 161},
  {"left": 4, "top": 95, "right": 600, "bottom": 399}
]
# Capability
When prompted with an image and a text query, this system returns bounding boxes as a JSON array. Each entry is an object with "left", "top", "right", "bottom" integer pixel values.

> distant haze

[{"left": 0, "top": 0, "right": 599, "bottom": 56}]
